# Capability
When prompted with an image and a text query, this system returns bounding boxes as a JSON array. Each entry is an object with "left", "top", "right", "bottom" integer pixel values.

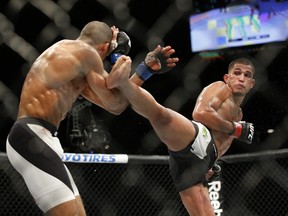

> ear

[
  {"left": 96, "top": 43, "right": 110, "bottom": 59},
  {"left": 97, "top": 44, "right": 107, "bottom": 53},
  {"left": 250, "top": 78, "right": 256, "bottom": 89},
  {"left": 223, "top": 74, "right": 229, "bottom": 84},
  {"left": 103, "top": 42, "right": 110, "bottom": 52}
]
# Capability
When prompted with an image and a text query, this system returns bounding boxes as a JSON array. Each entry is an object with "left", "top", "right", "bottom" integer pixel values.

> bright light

[{"left": 267, "top": 129, "right": 274, "bottom": 134}]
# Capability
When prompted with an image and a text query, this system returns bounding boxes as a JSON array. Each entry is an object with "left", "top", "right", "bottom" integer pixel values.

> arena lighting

[{"left": 189, "top": 1, "right": 288, "bottom": 52}]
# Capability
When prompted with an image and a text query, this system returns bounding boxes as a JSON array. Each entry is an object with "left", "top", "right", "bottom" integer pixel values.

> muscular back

[{"left": 18, "top": 40, "right": 103, "bottom": 127}]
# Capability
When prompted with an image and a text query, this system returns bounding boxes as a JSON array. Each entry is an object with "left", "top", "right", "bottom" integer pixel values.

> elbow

[
  {"left": 109, "top": 108, "right": 125, "bottom": 115},
  {"left": 106, "top": 103, "right": 128, "bottom": 115},
  {"left": 192, "top": 110, "right": 207, "bottom": 122}
]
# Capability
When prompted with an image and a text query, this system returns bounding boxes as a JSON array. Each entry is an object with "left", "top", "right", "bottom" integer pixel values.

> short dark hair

[
  {"left": 78, "top": 21, "right": 112, "bottom": 45},
  {"left": 228, "top": 58, "right": 255, "bottom": 74}
]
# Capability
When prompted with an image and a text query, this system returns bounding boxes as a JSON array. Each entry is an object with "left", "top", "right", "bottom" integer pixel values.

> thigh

[
  {"left": 6, "top": 123, "right": 79, "bottom": 213},
  {"left": 169, "top": 150, "right": 208, "bottom": 192},
  {"left": 151, "top": 108, "right": 197, "bottom": 151},
  {"left": 7, "top": 142, "right": 78, "bottom": 213}
]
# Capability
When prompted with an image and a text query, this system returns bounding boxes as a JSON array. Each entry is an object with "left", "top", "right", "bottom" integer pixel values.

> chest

[{"left": 218, "top": 98, "right": 242, "bottom": 121}]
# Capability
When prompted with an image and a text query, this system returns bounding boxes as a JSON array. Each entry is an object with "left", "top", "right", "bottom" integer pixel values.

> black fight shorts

[{"left": 168, "top": 121, "right": 218, "bottom": 192}]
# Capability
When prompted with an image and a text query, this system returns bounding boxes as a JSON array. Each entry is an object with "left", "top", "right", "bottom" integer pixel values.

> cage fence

[{"left": 1, "top": 149, "right": 288, "bottom": 216}]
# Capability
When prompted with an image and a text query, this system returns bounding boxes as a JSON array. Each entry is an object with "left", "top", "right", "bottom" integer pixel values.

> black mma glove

[
  {"left": 110, "top": 31, "right": 131, "bottom": 64},
  {"left": 135, "top": 47, "right": 172, "bottom": 81},
  {"left": 229, "top": 121, "right": 254, "bottom": 144}
]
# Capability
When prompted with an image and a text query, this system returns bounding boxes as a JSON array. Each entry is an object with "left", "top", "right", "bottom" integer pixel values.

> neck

[{"left": 232, "top": 95, "right": 244, "bottom": 106}]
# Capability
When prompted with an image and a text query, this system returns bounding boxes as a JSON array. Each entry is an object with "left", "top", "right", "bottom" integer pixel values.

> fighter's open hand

[
  {"left": 135, "top": 45, "right": 179, "bottom": 81},
  {"left": 145, "top": 45, "right": 179, "bottom": 73},
  {"left": 108, "top": 26, "right": 119, "bottom": 54},
  {"left": 111, "top": 26, "right": 119, "bottom": 41}
]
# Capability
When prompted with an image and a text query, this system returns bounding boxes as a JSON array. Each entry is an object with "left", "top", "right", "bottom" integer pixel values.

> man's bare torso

[
  {"left": 194, "top": 81, "right": 243, "bottom": 158},
  {"left": 212, "top": 98, "right": 241, "bottom": 157},
  {"left": 17, "top": 40, "right": 97, "bottom": 127}
]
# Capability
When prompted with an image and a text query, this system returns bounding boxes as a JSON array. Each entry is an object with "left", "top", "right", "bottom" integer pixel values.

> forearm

[
  {"left": 193, "top": 110, "right": 234, "bottom": 134},
  {"left": 81, "top": 85, "right": 129, "bottom": 115},
  {"left": 101, "top": 88, "right": 130, "bottom": 115}
]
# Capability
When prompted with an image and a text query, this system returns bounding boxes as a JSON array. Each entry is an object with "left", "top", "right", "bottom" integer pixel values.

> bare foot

[{"left": 106, "top": 56, "right": 132, "bottom": 89}]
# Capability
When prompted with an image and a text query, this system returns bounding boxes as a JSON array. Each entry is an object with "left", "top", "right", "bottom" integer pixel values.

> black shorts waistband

[{"left": 16, "top": 117, "right": 58, "bottom": 136}]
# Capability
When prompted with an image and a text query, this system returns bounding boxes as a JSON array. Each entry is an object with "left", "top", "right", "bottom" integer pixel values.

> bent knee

[{"left": 45, "top": 198, "right": 86, "bottom": 216}]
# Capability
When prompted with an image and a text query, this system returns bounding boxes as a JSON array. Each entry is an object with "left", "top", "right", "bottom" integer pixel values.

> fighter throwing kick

[{"left": 108, "top": 57, "right": 255, "bottom": 216}]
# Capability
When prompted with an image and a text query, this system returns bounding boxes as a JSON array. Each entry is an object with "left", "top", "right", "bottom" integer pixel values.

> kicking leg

[{"left": 108, "top": 62, "right": 197, "bottom": 151}]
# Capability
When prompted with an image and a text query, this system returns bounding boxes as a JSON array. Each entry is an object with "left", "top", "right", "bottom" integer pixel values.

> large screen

[{"left": 189, "top": 1, "right": 288, "bottom": 52}]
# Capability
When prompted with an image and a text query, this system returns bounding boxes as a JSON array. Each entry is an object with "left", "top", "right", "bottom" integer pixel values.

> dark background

[{"left": 0, "top": 0, "right": 287, "bottom": 156}]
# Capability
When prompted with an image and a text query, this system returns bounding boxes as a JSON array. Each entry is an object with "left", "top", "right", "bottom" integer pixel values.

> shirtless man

[
  {"left": 108, "top": 58, "right": 255, "bottom": 215},
  {"left": 5, "top": 20, "right": 179, "bottom": 216}
]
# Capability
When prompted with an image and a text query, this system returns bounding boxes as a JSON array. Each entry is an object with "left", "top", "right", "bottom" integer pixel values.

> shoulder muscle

[{"left": 196, "top": 81, "right": 231, "bottom": 111}]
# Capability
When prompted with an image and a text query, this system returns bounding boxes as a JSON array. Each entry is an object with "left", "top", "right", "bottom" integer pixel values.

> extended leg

[{"left": 108, "top": 59, "right": 197, "bottom": 151}]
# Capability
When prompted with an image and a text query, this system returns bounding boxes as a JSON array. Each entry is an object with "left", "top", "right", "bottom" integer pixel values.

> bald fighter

[{"left": 6, "top": 20, "right": 179, "bottom": 216}]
